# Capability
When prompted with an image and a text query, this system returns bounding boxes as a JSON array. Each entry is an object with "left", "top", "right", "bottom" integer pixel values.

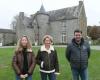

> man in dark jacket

[{"left": 66, "top": 29, "right": 90, "bottom": 80}]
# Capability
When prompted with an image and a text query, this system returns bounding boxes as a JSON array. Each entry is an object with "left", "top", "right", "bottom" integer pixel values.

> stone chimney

[
  {"left": 79, "top": 1, "right": 83, "bottom": 7},
  {"left": 19, "top": 12, "right": 24, "bottom": 20}
]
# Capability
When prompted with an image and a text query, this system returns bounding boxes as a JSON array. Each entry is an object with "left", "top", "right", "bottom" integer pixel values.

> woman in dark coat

[{"left": 36, "top": 35, "right": 60, "bottom": 80}]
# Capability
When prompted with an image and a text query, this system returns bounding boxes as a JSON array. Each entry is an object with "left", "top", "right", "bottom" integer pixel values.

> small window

[{"left": 61, "top": 32, "right": 66, "bottom": 43}]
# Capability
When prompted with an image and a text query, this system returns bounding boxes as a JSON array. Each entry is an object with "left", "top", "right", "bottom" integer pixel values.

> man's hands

[{"left": 20, "top": 74, "right": 28, "bottom": 79}]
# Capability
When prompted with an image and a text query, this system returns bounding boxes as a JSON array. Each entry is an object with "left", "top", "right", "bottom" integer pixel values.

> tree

[
  {"left": 89, "top": 26, "right": 98, "bottom": 40},
  {"left": 10, "top": 15, "right": 19, "bottom": 30},
  {"left": 87, "top": 26, "right": 92, "bottom": 36}
]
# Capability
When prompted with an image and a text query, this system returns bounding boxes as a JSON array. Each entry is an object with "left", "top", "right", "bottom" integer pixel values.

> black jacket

[
  {"left": 36, "top": 45, "right": 59, "bottom": 73},
  {"left": 66, "top": 38, "right": 90, "bottom": 69}
]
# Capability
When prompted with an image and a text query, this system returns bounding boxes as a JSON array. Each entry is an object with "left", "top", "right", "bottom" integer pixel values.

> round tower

[{"left": 34, "top": 5, "right": 50, "bottom": 44}]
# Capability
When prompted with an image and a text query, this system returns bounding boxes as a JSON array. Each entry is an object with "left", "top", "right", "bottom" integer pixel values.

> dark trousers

[
  {"left": 40, "top": 72, "right": 56, "bottom": 80},
  {"left": 71, "top": 68, "right": 88, "bottom": 80}
]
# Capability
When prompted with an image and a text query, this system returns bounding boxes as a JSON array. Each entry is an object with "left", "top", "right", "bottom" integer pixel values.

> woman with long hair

[{"left": 12, "top": 35, "right": 36, "bottom": 80}]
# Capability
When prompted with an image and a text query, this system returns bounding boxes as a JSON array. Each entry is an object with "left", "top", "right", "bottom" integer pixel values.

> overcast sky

[{"left": 0, "top": 0, "right": 99, "bottom": 29}]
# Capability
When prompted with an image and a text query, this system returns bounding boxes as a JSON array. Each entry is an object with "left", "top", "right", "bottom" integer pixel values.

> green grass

[{"left": 0, "top": 47, "right": 100, "bottom": 80}]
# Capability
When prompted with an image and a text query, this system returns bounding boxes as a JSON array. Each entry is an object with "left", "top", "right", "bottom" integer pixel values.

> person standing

[
  {"left": 36, "top": 35, "right": 60, "bottom": 80},
  {"left": 12, "top": 35, "right": 36, "bottom": 80},
  {"left": 66, "top": 29, "right": 90, "bottom": 80}
]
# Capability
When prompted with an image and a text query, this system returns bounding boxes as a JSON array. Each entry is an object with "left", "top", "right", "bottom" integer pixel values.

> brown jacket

[{"left": 12, "top": 49, "right": 36, "bottom": 75}]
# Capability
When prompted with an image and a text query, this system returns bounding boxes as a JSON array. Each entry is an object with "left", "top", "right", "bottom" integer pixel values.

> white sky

[{"left": 0, "top": 0, "right": 100, "bottom": 29}]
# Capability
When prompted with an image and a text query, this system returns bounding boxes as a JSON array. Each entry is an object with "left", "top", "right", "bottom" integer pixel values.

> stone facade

[
  {"left": 0, "top": 29, "right": 16, "bottom": 46},
  {"left": 0, "top": 1, "right": 87, "bottom": 45}
]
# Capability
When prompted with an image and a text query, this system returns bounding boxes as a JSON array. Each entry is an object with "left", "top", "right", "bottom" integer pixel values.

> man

[{"left": 66, "top": 29, "right": 90, "bottom": 80}]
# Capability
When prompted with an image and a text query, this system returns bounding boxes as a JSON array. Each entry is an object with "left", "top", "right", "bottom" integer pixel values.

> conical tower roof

[{"left": 39, "top": 4, "right": 45, "bottom": 13}]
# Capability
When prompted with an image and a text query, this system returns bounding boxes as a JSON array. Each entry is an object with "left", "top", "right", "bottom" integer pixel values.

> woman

[
  {"left": 12, "top": 36, "right": 36, "bottom": 80},
  {"left": 36, "top": 35, "right": 60, "bottom": 80}
]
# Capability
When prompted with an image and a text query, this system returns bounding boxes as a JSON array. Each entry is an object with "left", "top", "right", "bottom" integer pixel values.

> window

[{"left": 61, "top": 32, "right": 66, "bottom": 43}]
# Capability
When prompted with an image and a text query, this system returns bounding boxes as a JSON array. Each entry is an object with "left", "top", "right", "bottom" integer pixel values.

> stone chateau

[{"left": 0, "top": 1, "right": 87, "bottom": 45}]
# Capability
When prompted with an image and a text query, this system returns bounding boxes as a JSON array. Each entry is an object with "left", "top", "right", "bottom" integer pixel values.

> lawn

[{"left": 0, "top": 47, "right": 100, "bottom": 80}]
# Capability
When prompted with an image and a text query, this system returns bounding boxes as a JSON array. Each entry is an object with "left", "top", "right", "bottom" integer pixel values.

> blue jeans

[
  {"left": 16, "top": 75, "right": 32, "bottom": 80},
  {"left": 40, "top": 72, "right": 56, "bottom": 80},
  {"left": 71, "top": 68, "right": 88, "bottom": 80}
]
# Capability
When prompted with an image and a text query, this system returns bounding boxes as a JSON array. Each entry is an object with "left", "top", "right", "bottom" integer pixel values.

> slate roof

[
  {"left": 0, "top": 29, "right": 15, "bottom": 33},
  {"left": 48, "top": 6, "right": 79, "bottom": 21},
  {"left": 33, "top": 1, "right": 83, "bottom": 21},
  {"left": 39, "top": 4, "right": 45, "bottom": 13}
]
